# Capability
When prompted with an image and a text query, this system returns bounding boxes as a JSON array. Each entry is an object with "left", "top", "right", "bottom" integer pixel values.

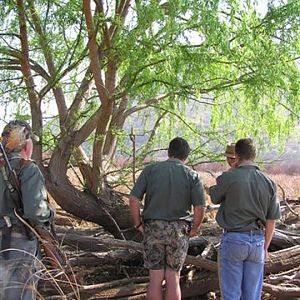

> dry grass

[
  {"left": 198, "top": 171, "right": 300, "bottom": 201},
  {"left": 197, "top": 160, "right": 300, "bottom": 202},
  {"left": 269, "top": 174, "right": 300, "bottom": 199}
]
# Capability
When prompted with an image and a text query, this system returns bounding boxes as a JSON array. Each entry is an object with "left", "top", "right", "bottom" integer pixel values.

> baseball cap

[
  {"left": 224, "top": 143, "right": 235, "bottom": 159},
  {"left": 1, "top": 120, "right": 39, "bottom": 152}
]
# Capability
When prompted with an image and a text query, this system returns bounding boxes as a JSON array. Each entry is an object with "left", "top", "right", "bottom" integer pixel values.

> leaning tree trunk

[{"left": 45, "top": 168, "right": 132, "bottom": 239}]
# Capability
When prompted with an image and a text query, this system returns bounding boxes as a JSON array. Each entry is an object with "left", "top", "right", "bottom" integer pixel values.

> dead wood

[
  {"left": 278, "top": 184, "right": 300, "bottom": 218},
  {"left": 60, "top": 232, "right": 300, "bottom": 275},
  {"left": 68, "top": 250, "right": 140, "bottom": 267},
  {"left": 181, "top": 271, "right": 219, "bottom": 298},
  {"left": 44, "top": 277, "right": 149, "bottom": 299},
  {"left": 262, "top": 282, "right": 300, "bottom": 299},
  {"left": 59, "top": 233, "right": 111, "bottom": 252},
  {"left": 44, "top": 273, "right": 220, "bottom": 299},
  {"left": 270, "top": 230, "right": 300, "bottom": 250},
  {"left": 265, "top": 246, "right": 300, "bottom": 274},
  {"left": 62, "top": 234, "right": 219, "bottom": 271},
  {"left": 43, "top": 206, "right": 300, "bottom": 300}
]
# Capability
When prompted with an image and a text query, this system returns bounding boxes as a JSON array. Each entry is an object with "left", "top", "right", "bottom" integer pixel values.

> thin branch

[{"left": 124, "top": 93, "right": 173, "bottom": 117}]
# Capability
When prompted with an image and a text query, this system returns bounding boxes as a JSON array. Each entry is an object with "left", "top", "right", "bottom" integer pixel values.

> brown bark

[
  {"left": 60, "top": 234, "right": 219, "bottom": 271},
  {"left": 60, "top": 233, "right": 300, "bottom": 275},
  {"left": 68, "top": 66, "right": 94, "bottom": 131},
  {"left": 263, "top": 282, "right": 300, "bottom": 298},
  {"left": 83, "top": 0, "right": 116, "bottom": 193},
  {"left": 46, "top": 176, "right": 130, "bottom": 239},
  {"left": 74, "top": 107, "right": 102, "bottom": 147},
  {"left": 68, "top": 250, "right": 140, "bottom": 267},
  {"left": 83, "top": 0, "right": 109, "bottom": 103},
  {"left": 28, "top": 0, "right": 68, "bottom": 125},
  {"left": 16, "top": 0, "right": 43, "bottom": 165},
  {"left": 45, "top": 273, "right": 219, "bottom": 300},
  {"left": 265, "top": 245, "right": 300, "bottom": 274},
  {"left": 91, "top": 102, "right": 114, "bottom": 193},
  {"left": 103, "top": 96, "right": 128, "bottom": 158}
]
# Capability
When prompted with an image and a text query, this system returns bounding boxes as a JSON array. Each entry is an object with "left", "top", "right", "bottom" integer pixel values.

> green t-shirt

[
  {"left": 131, "top": 159, "right": 205, "bottom": 221},
  {"left": 0, "top": 156, "right": 52, "bottom": 227},
  {"left": 209, "top": 164, "right": 281, "bottom": 231}
]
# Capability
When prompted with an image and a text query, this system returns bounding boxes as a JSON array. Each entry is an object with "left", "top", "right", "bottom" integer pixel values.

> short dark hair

[
  {"left": 168, "top": 137, "right": 190, "bottom": 160},
  {"left": 235, "top": 138, "right": 256, "bottom": 160}
]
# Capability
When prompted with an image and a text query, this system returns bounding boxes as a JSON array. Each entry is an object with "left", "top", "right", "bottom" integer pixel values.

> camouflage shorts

[{"left": 142, "top": 220, "right": 190, "bottom": 272}]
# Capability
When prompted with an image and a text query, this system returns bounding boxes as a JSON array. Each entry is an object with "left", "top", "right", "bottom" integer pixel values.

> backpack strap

[
  {"left": 0, "top": 159, "right": 15, "bottom": 193},
  {"left": 17, "top": 158, "right": 34, "bottom": 175}
]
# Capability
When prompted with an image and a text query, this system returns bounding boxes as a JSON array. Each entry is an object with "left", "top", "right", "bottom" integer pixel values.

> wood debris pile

[{"left": 39, "top": 197, "right": 300, "bottom": 300}]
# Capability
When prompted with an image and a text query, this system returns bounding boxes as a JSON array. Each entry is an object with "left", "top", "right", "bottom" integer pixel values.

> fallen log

[
  {"left": 44, "top": 277, "right": 149, "bottom": 300},
  {"left": 40, "top": 243, "right": 300, "bottom": 299},
  {"left": 59, "top": 233, "right": 111, "bottom": 252},
  {"left": 68, "top": 250, "right": 140, "bottom": 267},
  {"left": 60, "top": 233, "right": 300, "bottom": 275},
  {"left": 263, "top": 282, "right": 300, "bottom": 299},
  {"left": 44, "top": 272, "right": 220, "bottom": 300},
  {"left": 266, "top": 245, "right": 300, "bottom": 274},
  {"left": 266, "top": 266, "right": 300, "bottom": 284},
  {"left": 97, "top": 238, "right": 219, "bottom": 272},
  {"left": 271, "top": 230, "right": 300, "bottom": 249}
]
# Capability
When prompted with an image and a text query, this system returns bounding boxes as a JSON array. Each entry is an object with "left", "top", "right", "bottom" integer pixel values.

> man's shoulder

[
  {"left": 19, "top": 159, "right": 37, "bottom": 171},
  {"left": 216, "top": 168, "right": 239, "bottom": 182},
  {"left": 143, "top": 161, "right": 159, "bottom": 171},
  {"left": 256, "top": 169, "right": 276, "bottom": 185},
  {"left": 18, "top": 159, "right": 42, "bottom": 178},
  {"left": 177, "top": 164, "right": 200, "bottom": 182}
]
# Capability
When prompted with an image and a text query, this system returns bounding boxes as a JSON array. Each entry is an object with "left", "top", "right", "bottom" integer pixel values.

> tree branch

[{"left": 16, "top": 0, "right": 43, "bottom": 164}]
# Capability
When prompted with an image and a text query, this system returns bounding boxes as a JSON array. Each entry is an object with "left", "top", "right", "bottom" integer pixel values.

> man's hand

[
  {"left": 264, "top": 249, "right": 269, "bottom": 261},
  {"left": 136, "top": 224, "right": 144, "bottom": 234},
  {"left": 135, "top": 221, "right": 144, "bottom": 234},
  {"left": 189, "top": 227, "right": 198, "bottom": 237},
  {"left": 190, "top": 205, "right": 205, "bottom": 237},
  {"left": 203, "top": 184, "right": 210, "bottom": 194}
]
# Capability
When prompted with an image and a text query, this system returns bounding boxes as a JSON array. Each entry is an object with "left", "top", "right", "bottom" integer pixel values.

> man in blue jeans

[{"left": 209, "top": 138, "right": 281, "bottom": 300}]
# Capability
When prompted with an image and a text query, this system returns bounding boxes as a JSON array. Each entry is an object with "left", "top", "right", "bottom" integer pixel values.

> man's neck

[
  {"left": 237, "top": 159, "right": 255, "bottom": 167},
  {"left": 168, "top": 157, "right": 185, "bottom": 163},
  {"left": 20, "top": 150, "right": 30, "bottom": 160}
]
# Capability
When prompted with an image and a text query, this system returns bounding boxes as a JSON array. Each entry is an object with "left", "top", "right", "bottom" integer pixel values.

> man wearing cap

[
  {"left": 224, "top": 143, "right": 236, "bottom": 168},
  {"left": 209, "top": 138, "right": 281, "bottom": 300},
  {"left": 129, "top": 137, "right": 206, "bottom": 300},
  {"left": 0, "top": 120, "right": 53, "bottom": 299}
]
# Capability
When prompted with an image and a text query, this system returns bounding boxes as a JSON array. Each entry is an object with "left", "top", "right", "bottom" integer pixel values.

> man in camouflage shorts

[
  {"left": 130, "top": 137, "right": 206, "bottom": 300},
  {"left": 143, "top": 220, "right": 190, "bottom": 272}
]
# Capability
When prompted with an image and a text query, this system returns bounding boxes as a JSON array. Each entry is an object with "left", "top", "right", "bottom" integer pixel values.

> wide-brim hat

[
  {"left": 1, "top": 120, "right": 39, "bottom": 152},
  {"left": 224, "top": 143, "right": 235, "bottom": 159}
]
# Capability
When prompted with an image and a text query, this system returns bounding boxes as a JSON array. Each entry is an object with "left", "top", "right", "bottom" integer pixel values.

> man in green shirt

[
  {"left": 130, "top": 137, "right": 206, "bottom": 300},
  {"left": 209, "top": 138, "right": 281, "bottom": 300},
  {"left": 0, "top": 120, "right": 53, "bottom": 299}
]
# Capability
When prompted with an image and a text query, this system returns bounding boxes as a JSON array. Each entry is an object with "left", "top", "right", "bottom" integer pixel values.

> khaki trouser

[{"left": 0, "top": 230, "right": 39, "bottom": 300}]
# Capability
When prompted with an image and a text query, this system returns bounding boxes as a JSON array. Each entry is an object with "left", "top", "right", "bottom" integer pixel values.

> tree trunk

[
  {"left": 46, "top": 170, "right": 132, "bottom": 238},
  {"left": 16, "top": 0, "right": 43, "bottom": 165}
]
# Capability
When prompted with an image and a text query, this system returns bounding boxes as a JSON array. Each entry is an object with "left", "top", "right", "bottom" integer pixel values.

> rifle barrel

[{"left": 0, "top": 142, "right": 14, "bottom": 172}]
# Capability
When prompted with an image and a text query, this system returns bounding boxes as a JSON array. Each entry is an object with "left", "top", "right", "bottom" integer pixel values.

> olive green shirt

[
  {"left": 209, "top": 163, "right": 281, "bottom": 231},
  {"left": 131, "top": 159, "right": 205, "bottom": 221},
  {"left": 0, "top": 155, "right": 52, "bottom": 228}
]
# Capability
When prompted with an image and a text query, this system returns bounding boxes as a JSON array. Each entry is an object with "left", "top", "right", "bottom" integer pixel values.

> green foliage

[{"left": 0, "top": 0, "right": 299, "bottom": 177}]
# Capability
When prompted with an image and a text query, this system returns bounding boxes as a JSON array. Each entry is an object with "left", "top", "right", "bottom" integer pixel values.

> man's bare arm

[
  {"left": 190, "top": 205, "right": 205, "bottom": 237},
  {"left": 264, "top": 219, "right": 276, "bottom": 260},
  {"left": 129, "top": 195, "right": 143, "bottom": 232}
]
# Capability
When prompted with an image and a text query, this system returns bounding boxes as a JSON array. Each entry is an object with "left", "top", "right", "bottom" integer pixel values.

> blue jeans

[
  {"left": 0, "top": 230, "right": 39, "bottom": 300},
  {"left": 219, "top": 231, "right": 265, "bottom": 300}
]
